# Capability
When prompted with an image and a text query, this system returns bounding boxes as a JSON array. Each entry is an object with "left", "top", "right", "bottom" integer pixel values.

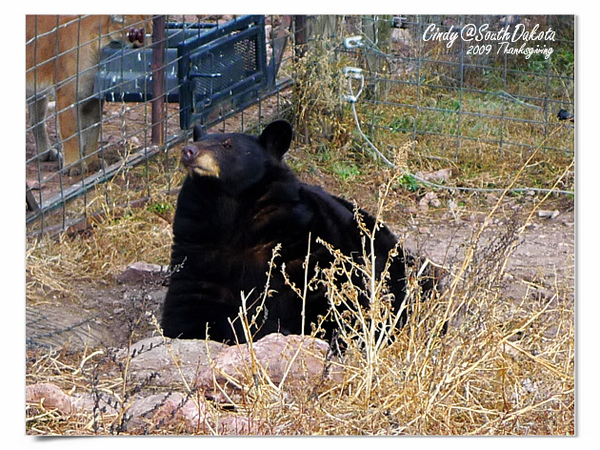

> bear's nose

[{"left": 181, "top": 145, "right": 199, "bottom": 165}]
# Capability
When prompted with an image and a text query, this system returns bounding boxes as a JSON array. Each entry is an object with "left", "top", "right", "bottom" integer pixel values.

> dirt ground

[
  {"left": 401, "top": 205, "right": 575, "bottom": 302},
  {"left": 25, "top": 92, "right": 574, "bottom": 353},
  {"left": 25, "top": 196, "right": 575, "bottom": 351}
]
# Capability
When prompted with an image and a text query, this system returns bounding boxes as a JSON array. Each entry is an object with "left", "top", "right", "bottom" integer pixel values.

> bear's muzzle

[{"left": 181, "top": 145, "right": 220, "bottom": 178}]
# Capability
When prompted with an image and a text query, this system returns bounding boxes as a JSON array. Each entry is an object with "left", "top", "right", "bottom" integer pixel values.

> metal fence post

[{"left": 151, "top": 15, "right": 166, "bottom": 146}]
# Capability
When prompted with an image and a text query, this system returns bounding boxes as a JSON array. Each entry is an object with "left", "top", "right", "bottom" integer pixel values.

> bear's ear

[
  {"left": 259, "top": 120, "right": 293, "bottom": 160},
  {"left": 192, "top": 124, "right": 205, "bottom": 142}
]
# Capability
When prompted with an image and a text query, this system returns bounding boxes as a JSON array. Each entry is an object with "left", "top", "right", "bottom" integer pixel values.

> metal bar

[
  {"left": 179, "top": 15, "right": 263, "bottom": 51},
  {"left": 293, "top": 15, "right": 308, "bottom": 58},
  {"left": 268, "top": 15, "right": 292, "bottom": 87},
  {"left": 151, "top": 15, "right": 166, "bottom": 146}
]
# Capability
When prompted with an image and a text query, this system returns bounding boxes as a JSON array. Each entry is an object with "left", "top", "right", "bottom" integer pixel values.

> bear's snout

[
  {"left": 181, "top": 145, "right": 200, "bottom": 166},
  {"left": 181, "top": 144, "right": 220, "bottom": 178}
]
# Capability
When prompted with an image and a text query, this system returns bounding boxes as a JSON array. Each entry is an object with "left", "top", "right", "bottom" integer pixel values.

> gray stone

[
  {"left": 117, "top": 262, "right": 169, "bottom": 284},
  {"left": 116, "top": 336, "right": 227, "bottom": 388}
]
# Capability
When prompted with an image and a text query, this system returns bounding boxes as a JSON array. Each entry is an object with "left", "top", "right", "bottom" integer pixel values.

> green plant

[
  {"left": 146, "top": 202, "right": 174, "bottom": 215},
  {"left": 397, "top": 173, "right": 420, "bottom": 192},
  {"left": 331, "top": 161, "right": 360, "bottom": 181},
  {"left": 527, "top": 54, "right": 548, "bottom": 74}
]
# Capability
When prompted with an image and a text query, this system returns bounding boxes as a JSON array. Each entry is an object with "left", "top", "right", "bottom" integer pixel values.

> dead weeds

[
  {"left": 25, "top": 23, "right": 574, "bottom": 434},
  {"left": 25, "top": 143, "right": 574, "bottom": 435}
]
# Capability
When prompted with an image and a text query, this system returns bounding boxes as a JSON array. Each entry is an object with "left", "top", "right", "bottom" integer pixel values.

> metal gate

[{"left": 26, "top": 15, "right": 293, "bottom": 235}]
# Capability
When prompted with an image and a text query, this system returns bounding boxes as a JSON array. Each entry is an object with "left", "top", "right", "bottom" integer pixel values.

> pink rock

[
  {"left": 216, "top": 414, "right": 268, "bottom": 435},
  {"left": 196, "top": 333, "right": 341, "bottom": 402},
  {"left": 126, "top": 392, "right": 208, "bottom": 433},
  {"left": 26, "top": 383, "right": 73, "bottom": 415}
]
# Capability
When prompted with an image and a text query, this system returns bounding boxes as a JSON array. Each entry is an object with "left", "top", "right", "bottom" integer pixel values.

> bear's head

[{"left": 180, "top": 120, "right": 293, "bottom": 194}]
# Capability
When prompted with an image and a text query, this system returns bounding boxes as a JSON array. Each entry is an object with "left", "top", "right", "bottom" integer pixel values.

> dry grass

[
  {"left": 25, "top": 147, "right": 574, "bottom": 435},
  {"left": 25, "top": 237, "right": 574, "bottom": 436},
  {"left": 26, "top": 161, "right": 180, "bottom": 305},
  {"left": 25, "top": 21, "right": 574, "bottom": 435}
]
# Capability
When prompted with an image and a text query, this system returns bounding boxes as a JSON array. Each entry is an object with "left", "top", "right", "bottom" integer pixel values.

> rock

[
  {"left": 125, "top": 392, "right": 208, "bottom": 433},
  {"left": 114, "top": 334, "right": 339, "bottom": 432},
  {"left": 117, "top": 333, "right": 341, "bottom": 404},
  {"left": 415, "top": 168, "right": 452, "bottom": 184},
  {"left": 115, "top": 336, "right": 227, "bottom": 388},
  {"left": 418, "top": 226, "right": 431, "bottom": 235},
  {"left": 468, "top": 213, "right": 491, "bottom": 227},
  {"left": 117, "top": 262, "right": 169, "bottom": 284},
  {"left": 537, "top": 210, "right": 560, "bottom": 219},
  {"left": 125, "top": 392, "right": 268, "bottom": 434},
  {"left": 195, "top": 333, "right": 341, "bottom": 403},
  {"left": 216, "top": 414, "right": 268, "bottom": 435},
  {"left": 404, "top": 205, "right": 418, "bottom": 215},
  {"left": 71, "top": 391, "right": 120, "bottom": 415},
  {"left": 418, "top": 192, "right": 441, "bottom": 210},
  {"left": 26, "top": 383, "right": 73, "bottom": 415},
  {"left": 27, "top": 334, "right": 340, "bottom": 432}
]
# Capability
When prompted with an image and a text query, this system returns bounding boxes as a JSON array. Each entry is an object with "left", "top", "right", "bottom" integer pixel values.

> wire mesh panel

[
  {"left": 26, "top": 15, "right": 156, "bottom": 234},
  {"left": 177, "top": 15, "right": 268, "bottom": 129},
  {"left": 342, "top": 15, "right": 574, "bottom": 162},
  {"left": 25, "top": 15, "right": 293, "bottom": 237},
  {"left": 25, "top": 15, "right": 574, "bottom": 237}
]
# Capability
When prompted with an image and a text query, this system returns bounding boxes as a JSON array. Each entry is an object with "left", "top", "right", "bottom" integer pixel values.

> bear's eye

[{"left": 222, "top": 139, "right": 232, "bottom": 149}]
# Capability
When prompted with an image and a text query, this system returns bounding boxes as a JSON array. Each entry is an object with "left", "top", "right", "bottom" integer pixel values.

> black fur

[{"left": 161, "top": 120, "right": 434, "bottom": 344}]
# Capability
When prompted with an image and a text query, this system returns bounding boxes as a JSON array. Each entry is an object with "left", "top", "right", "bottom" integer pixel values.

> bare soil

[
  {"left": 25, "top": 90, "right": 574, "bottom": 352},
  {"left": 25, "top": 196, "right": 575, "bottom": 351}
]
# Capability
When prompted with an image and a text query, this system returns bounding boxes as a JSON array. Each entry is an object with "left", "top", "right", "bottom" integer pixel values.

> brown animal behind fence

[{"left": 26, "top": 15, "right": 152, "bottom": 176}]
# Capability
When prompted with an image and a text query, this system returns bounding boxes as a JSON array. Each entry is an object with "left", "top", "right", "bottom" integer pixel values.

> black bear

[{"left": 161, "top": 120, "right": 435, "bottom": 344}]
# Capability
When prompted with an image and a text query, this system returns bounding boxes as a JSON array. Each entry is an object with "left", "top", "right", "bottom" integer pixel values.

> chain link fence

[
  {"left": 352, "top": 15, "right": 574, "bottom": 155},
  {"left": 25, "top": 15, "right": 574, "bottom": 237},
  {"left": 26, "top": 15, "right": 295, "bottom": 237}
]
